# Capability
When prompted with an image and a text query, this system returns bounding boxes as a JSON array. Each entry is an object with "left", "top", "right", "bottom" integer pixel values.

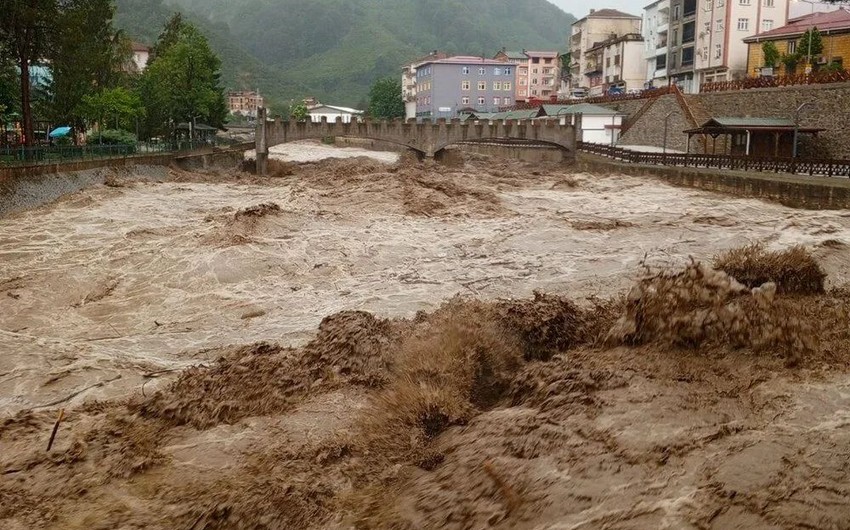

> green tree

[
  {"left": 367, "top": 77, "right": 403, "bottom": 119},
  {"left": 47, "top": 0, "right": 131, "bottom": 132},
  {"left": 799, "top": 27, "right": 824, "bottom": 63},
  {"left": 762, "top": 41, "right": 780, "bottom": 68},
  {"left": 781, "top": 52, "right": 801, "bottom": 74},
  {"left": 138, "top": 19, "right": 227, "bottom": 138},
  {"left": 0, "top": 55, "right": 20, "bottom": 123},
  {"left": 290, "top": 101, "right": 308, "bottom": 121},
  {"left": 0, "top": 0, "right": 57, "bottom": 146},
  {"left": 80, "top": 86, "right": 144, "bottom": 131}
]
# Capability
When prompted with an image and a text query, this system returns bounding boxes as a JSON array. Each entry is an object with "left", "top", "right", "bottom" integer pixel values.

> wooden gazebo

[{"left": 684, "top": 117, "right": 824, "bottom": 157}]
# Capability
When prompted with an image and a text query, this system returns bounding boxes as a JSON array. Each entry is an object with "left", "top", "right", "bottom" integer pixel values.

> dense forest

[{"left": 115, "top": 0, "right": 575, "bottom": 109}]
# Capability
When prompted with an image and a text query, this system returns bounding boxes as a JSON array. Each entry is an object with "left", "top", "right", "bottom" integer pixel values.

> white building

[
  {"left": 307, "top": 104, "right": 364, "bottom": 124},
  {"left": 540, "top": 103, "right": 626, "bottom": 145},
  {"left": 569, "top": 9, "right": 643, "bottom": 91},
  {"left": 695, "top": 0, "right": 791, "bottom": 84},
  {"left": 643, "top": 0, "right": 671, "bottom": 87},
  {"left": 131, "top": 42, "right": 150, "bottom": 72}
]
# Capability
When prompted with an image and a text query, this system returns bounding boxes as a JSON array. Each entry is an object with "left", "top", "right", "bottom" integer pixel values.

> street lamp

[
  {"left": 794, "top": 0, "right": 821, "bottom": 73},
  {"left": 792, "top": 101, "right": 813, "bottom": 159},
  {"left": 663, "top": 111, "right": 675, "bottom": 154}
]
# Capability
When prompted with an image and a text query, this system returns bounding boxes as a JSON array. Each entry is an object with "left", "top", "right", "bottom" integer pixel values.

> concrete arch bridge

[{"left": 254, "top": 108, "right": 577, "bottom": 173}]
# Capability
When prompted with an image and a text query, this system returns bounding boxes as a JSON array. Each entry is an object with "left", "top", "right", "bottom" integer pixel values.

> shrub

[{"left": 89, "top": 129, "right": 137, "bottom": 147}]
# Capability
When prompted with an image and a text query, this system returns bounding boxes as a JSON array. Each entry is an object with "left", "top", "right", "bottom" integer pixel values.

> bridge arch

[{"left": 254, "top": 108, "right": 577, "bottom": 174}]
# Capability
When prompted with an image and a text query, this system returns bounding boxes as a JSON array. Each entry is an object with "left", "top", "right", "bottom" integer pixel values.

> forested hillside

[{"left": 115, "top": 0, "right": 575, "bottom": 108}]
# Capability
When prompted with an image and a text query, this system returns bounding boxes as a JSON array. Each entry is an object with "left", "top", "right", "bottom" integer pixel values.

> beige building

[
  {"left": 130, "top": 42, "right": 150, "bottom": 73},
  {"left": 227, "top": 91, "right": 264, "bottom": 119},
  {"left": 694, "top": 0, "right": 791, "bottom": 85},
  {"left": 525, "top": 51, "right": 561, "bottom": 100},
  {"left": 570, "top": 8, "right": 643, "bottom": 91},
  {"left": 494, "top": 49, "right": 531, "bottom": 102}
]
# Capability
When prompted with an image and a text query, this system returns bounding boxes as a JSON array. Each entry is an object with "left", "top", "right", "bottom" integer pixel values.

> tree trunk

[{"left": 19, "top": 50, "right": 34, "bottom": 148}]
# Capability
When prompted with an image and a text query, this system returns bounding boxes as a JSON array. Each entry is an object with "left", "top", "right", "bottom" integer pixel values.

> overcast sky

[{"left": 547, "top": 0, "right": 834, "bottom": 19}]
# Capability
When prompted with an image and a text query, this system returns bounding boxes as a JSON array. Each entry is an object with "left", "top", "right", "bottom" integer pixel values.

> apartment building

[
  {"left": 667, "top": 0, "right": 699, "bottom": 92},
  {"left": 227, "top": 91, "right": 264, "bottom": 119},
  {"left": 402, "top": 51, "right": 449, "bottom": 120},
  {"left": 525, "top": 51, "right": 561, "bottom": 100},
  {"left": 413, "top": 56, "right": 516, "bottom": 119},
  {"left": 494, "top": 49, "right": 531, "bottom": 102},
  {"left": 643, "top": 0, "right": 671, "bottom": 87},
  {"left": 695, "top": 0, "right": 791, "bottom": 84},
  {"left": 569, "top": 9, "right": 642, "bottom": 91}
]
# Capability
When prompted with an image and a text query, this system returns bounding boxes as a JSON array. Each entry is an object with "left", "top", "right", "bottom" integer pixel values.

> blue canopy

[{"left": 49, "top": 126, "right": 72, "bottom": 138}]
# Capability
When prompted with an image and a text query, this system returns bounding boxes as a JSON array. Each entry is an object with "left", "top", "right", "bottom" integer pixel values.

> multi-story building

[
  {"left": 643, "top": 0, "right": 671, "bottom": 87},
  {"left": 227, "top": 91, "right": 264, "bottom": 119},
  {"left": 695, "top": 0, "right": 791, "bottom": 85},
  {"left": 494, "top": 49, "right": 531, "bottom": 102},
  {"left": 744, "top": 8, "right": 850, "bottom": 76},
  {"left": 584, "top": 33, "right": 646, "bottom": 95},
  {"left": 413, "top": 56, "right": 517, "bottom": 119},
  {"left": 667, "top": 0, "right": 699, "bottom": 92},
  {"left": 525, "top": 51, "right": 561, "bottom": 100},
  {"left": 402, "top": 51, "right": 449, "bottom": 120},
  {"left": 569, "top": 8, "right": 643, "bottom": 91},
  {"left": 130, "top": 42, "right": 150, "bottom": 73}
]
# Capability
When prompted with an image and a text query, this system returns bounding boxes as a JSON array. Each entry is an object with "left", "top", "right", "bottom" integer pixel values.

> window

[
  {"left": 739, "top": 0, "right": 750, "bottom": 4},
  {"left": 717, "top": 0, "right": 724, "bottom": 5},
  {"left": 504, "top": 97, "right": 511, "bottom": 105},
  {"left": 656, "top": 54, "right": 667, "bottom": 69},
  {"left": 505, "top": 67, "right": 512, "bottom": 75},
  {"left": 672, "top": 51, "right": 678, "bottom": 67},
  {"left": 462, "top": 80, "right": 470, "bottom": 90},
  {"left": 543, "top": 67, "right": 553, "bottom": 74},
  {"left": 763, "top": 0, "right": 774, "bottom": 6},
  {"left": 520, "top": 78, "right": 527, "bottom": 85},
  {"left": 683, "top": 21, "right": 695, "bottom": 43},
  {"left": 606, "top": 57, "right": 611, "bottom": 67},
  {"left": 684, "top": 0, "right": 696, "bottom": 16},
  {"left": 462, "top": 96, "right": 470, "bottom": 105},
  {"left": 716, "top": 18, "right": 723, "bottom": 31},
  {"left": 673, "top": 28, "right": 679, "bottom": 45},
  {"left": 682, "top": 47, "right": 694, "bottom": 65},
  {"left": 787, "top": 40, "right": 797, "bottom": 53},
  {"left": 494, "top": 81, "right": 502, "bottom": 90},
  {"left": 532, "top": 68, "right": 538, "bottom": 74},
  {"left": 715, "top": 43, "right": 722, "bottom": 58},
  {"left": 737, "top": 18, "right": 749, "bottom": 31},
  {"left": 705, "top": 0, "right": 713, "bottom": 9},
  {"left": 673, "top": 5, "right": 680, "bottom": 20},
  {"left": 519, "top": 89, "right": 527, "bottom": 96},
  {"left": 478, "top": 81, "right": 486, "bottom": 90},
  {"left": 762, "top": 19, "right": 773, "bottom": 31},
  {"left": 532, "top": 57, "right": 540, "bottom": 63},
  {"left": 493, "top": 97, "right": 501, "bottom": 105},
  {"left": 531, "top": 89, "right": 538, "bottom": 95},
  {"left": 532, "top": 78, "right": 539, "bottom": 85},
  {"left": 462, "top": 66, "right": 470, "bottom": 75},
  {"left": 494, "top": 67, "right": 502, "bottom": 75},
  {"left": 504, "top": 82, "right": 512, "bottom": 90},
  {"left": 477, "top": 97, "right": 485, "bottom": 105},
  {"left": 478, "top": 67, "right": 486, "bottom": 75}
]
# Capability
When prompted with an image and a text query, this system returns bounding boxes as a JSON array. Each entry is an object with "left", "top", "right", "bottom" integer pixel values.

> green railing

[{"left": 0, "top": 140, "right": 213, "bottom": 166}]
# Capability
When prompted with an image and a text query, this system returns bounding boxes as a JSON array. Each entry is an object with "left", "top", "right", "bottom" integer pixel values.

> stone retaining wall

[{"left": 598, "top": 82, "right": 850, "bottom": 158}]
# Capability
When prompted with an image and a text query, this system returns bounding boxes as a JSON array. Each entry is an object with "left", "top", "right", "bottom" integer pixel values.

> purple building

[{"left": 414, "top": 56, "right": 516, "bottom": 119}]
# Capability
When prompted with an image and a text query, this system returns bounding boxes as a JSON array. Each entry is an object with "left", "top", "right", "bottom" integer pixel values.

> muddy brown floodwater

[{"left": 1, "top": 144, "right": 850, "bottom": 529}]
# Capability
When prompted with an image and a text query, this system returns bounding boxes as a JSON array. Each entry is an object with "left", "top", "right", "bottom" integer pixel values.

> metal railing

[
  {"left": 700, "top": 70, "right": 850, "bottom": 93},
  {"left": 577, "top": 141, "right": 850, "bottom": 178},
  {"left": 0, "top": 140, "right": 213, "bottom": 167}
]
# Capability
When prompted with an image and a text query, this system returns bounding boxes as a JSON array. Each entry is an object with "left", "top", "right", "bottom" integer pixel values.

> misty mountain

[{"left": 116, "top": 0, "right": 575, "bottom": 108}]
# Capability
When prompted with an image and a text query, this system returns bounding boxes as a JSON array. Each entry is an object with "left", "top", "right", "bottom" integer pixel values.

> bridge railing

[{"left": 577, "top": 141, "right": 850, "bottom": 178}]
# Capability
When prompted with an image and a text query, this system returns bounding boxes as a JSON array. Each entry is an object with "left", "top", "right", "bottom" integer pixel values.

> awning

[{"left": 48, "top": 126, "right": 72, "bottom": 138}]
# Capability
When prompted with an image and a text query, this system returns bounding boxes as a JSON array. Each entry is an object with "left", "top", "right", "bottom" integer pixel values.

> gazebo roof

[{"left": 684, "top": 117, "right": 824, "bottom": 135}]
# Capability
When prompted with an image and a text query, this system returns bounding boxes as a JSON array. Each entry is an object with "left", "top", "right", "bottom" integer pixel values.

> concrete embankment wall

[
  {"left": 0, "top": 146, "right": 251, "bottom": 217},
  {"left": 598, "top": 82, "right": 850, "bottom": 158},
  {"left": 456, "top": 143, "right": 567, "bottom": 163},
  {"left": 578, "top": 153, "right": 850, "bottom": 210}
]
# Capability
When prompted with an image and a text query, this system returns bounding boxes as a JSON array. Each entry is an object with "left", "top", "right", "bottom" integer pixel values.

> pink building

[{"left": 495, "top": 49, "right": 561, "bottom": 102}]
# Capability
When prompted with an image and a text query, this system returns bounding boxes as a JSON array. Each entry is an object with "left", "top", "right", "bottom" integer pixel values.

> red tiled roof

[
  {"left": 524, "top": 51, "right": 560, "bottom": 57},
  {"left": 131, "top": 41, "right": 150, "bottom": 52},
  {"left": 744, "top": 8, "right": 850, "bottom": 41}
]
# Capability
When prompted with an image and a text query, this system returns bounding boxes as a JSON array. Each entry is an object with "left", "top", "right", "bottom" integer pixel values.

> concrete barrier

[{"left": 578, "top": 153, "right": 850, "bottom": 210}]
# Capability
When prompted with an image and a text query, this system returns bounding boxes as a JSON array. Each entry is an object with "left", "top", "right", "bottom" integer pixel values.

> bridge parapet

[{"left": 254, "top": 107, "right": 577, "bottom": 174}]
